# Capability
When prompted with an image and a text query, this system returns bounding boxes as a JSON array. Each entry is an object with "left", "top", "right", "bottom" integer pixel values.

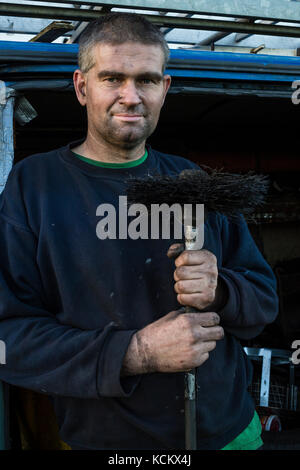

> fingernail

[{"left": 167, "top": 245, "right": 184, "bottom": 259}]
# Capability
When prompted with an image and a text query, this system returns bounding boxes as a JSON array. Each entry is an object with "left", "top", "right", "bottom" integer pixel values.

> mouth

[{"left": 113, "top": 114, "right": 143, "bottom": 122}]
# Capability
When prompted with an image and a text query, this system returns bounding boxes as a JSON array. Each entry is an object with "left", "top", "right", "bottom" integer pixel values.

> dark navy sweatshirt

[{"left": 0, "top": 142, "right": 278, "bottom": 450}]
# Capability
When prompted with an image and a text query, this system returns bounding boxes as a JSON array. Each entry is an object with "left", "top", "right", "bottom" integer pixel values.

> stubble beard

[{"left": 99, "top": 115, "right": 157, "bottom": 150}]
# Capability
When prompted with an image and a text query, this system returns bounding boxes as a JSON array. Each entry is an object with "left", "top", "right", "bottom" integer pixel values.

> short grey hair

[{"left": 78, "top": 12, "right": 170, "bottom": 73}]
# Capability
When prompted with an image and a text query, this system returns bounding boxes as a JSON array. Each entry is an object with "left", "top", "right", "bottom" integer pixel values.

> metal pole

[
  {"left": 182, "top": 225, "right": 202, "bottom": 451},
  {"left": 259, "top": 349, "right": 272, "bottom": 408},
  {"left": 184, "top": 365, "right": 197, "bottom": 450},
  {"left": 1, "top": 3, "right": 300, "bottom": 38},
  {"left": 0, "top": 82, "right": 16, "bottom": 194}
]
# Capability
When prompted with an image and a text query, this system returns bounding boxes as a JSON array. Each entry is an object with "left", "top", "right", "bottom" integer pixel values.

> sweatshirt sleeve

[
  {"left": 0, "top": 170, "right": 140, "bottom": 399},
  {"left": 216, "top": 214, "right": 279, "bottom": 340}
]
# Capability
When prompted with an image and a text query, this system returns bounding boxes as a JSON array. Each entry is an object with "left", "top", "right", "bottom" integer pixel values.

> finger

[
  {"left": 174, "top": 279, "right": 217, "bottom": 294},
  {"left": 175, "top": 249, "right": 217, "bottom": 268},
  {"left": 200, "top": 340, "right": 217, "bottom": 353},
  {"left": 177, "top": 292, "right": 216, "bottom": 310},
  {"left": 199, "top": 325, "right": 224, "bottom": 342},
  {"left": 189, "top": 340, "right": 219, "bottom": 369},
  {"left": 183, "top": 312, "right": 220, "bottom": 327},
  {"left": 174, "top": 265, "right": 208, "bottom": 281},
  {"left": 167, "top": 243, "right": 184, "bottom": 259}
]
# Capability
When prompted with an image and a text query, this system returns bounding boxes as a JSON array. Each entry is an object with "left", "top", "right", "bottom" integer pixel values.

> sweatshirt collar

[
  {"left": 59, "top": 139, "right": 157, "bottom": 178},
  {"left": 72, "top": 148, "right": 148, "bottom": 169}
]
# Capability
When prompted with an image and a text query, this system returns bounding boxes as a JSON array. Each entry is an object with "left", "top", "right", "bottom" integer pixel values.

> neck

[{"left": 73, "top": 131, "right": 146, "bottom": 163}]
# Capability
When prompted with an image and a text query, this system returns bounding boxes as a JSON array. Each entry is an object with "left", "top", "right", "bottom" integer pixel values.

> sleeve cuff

[
  {"left": 97, "top": 329, "right": 141, "bottom": 398},
  {"left": 217, "top": 269, "right": 241, "bottom": 325}
]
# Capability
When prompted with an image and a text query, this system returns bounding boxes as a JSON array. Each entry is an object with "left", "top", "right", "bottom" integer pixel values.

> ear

[
  {"left": 73, "top": 69, "right": 87, "bottom": 106},
  {"left": 162, "top": 74, "right": 171, "bottom": 105}
]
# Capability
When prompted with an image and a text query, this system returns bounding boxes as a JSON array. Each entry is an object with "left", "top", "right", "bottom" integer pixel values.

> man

[{"left": 0, "top": 13, "right": 278, "bottom": 450}]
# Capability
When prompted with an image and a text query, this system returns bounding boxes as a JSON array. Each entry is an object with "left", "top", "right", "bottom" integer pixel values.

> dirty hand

[
  {"left": 122, "top": 309, "right": 224, "bottom": 375},
  {"left": 167, "top": 243, "right": 220, "bottom": 311}
]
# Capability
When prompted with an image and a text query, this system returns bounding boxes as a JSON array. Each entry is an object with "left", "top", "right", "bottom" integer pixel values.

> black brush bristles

[{"left": 125, "top": 168, "right": 269, "bottom": 221}]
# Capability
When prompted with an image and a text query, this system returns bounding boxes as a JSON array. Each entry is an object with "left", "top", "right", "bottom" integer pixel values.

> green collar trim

[{"left": 71, "top": 149, "right": 148, "bottom": 169}]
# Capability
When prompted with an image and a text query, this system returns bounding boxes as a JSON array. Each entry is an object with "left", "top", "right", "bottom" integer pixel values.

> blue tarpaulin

[{"left": 0, "top": 40, "right": 300, "bottom": 83}]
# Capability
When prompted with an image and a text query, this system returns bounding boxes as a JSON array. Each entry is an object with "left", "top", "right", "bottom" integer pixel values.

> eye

[
  {"left": 104, "top": 77, "right": 120, "bottom": 84},
  {"left": 140, "top": 78, "right": 155, "bottom": 85}
]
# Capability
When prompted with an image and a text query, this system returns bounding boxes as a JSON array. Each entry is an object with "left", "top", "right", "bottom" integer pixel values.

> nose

[{"left": 119, "top": 80, "right": 142, "bottom": 107}]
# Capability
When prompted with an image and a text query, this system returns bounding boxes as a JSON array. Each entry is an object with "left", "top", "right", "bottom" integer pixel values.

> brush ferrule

[{"left": 184, "top": 225, "right": 202, "bottom": 251}]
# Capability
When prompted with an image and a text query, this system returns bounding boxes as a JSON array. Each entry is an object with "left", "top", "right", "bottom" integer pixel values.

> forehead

[{"left": 90, "top": 42, "right": 165, "bottom": 73}]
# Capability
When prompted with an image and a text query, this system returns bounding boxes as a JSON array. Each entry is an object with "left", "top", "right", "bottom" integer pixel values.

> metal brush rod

[{"left": 183, "top": 225, "right": 200, "bottom": 450}]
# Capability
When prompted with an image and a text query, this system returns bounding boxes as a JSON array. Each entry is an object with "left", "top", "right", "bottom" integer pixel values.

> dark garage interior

[{"left": 10, "top": 83, "right": 300, "bottom": 449}]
